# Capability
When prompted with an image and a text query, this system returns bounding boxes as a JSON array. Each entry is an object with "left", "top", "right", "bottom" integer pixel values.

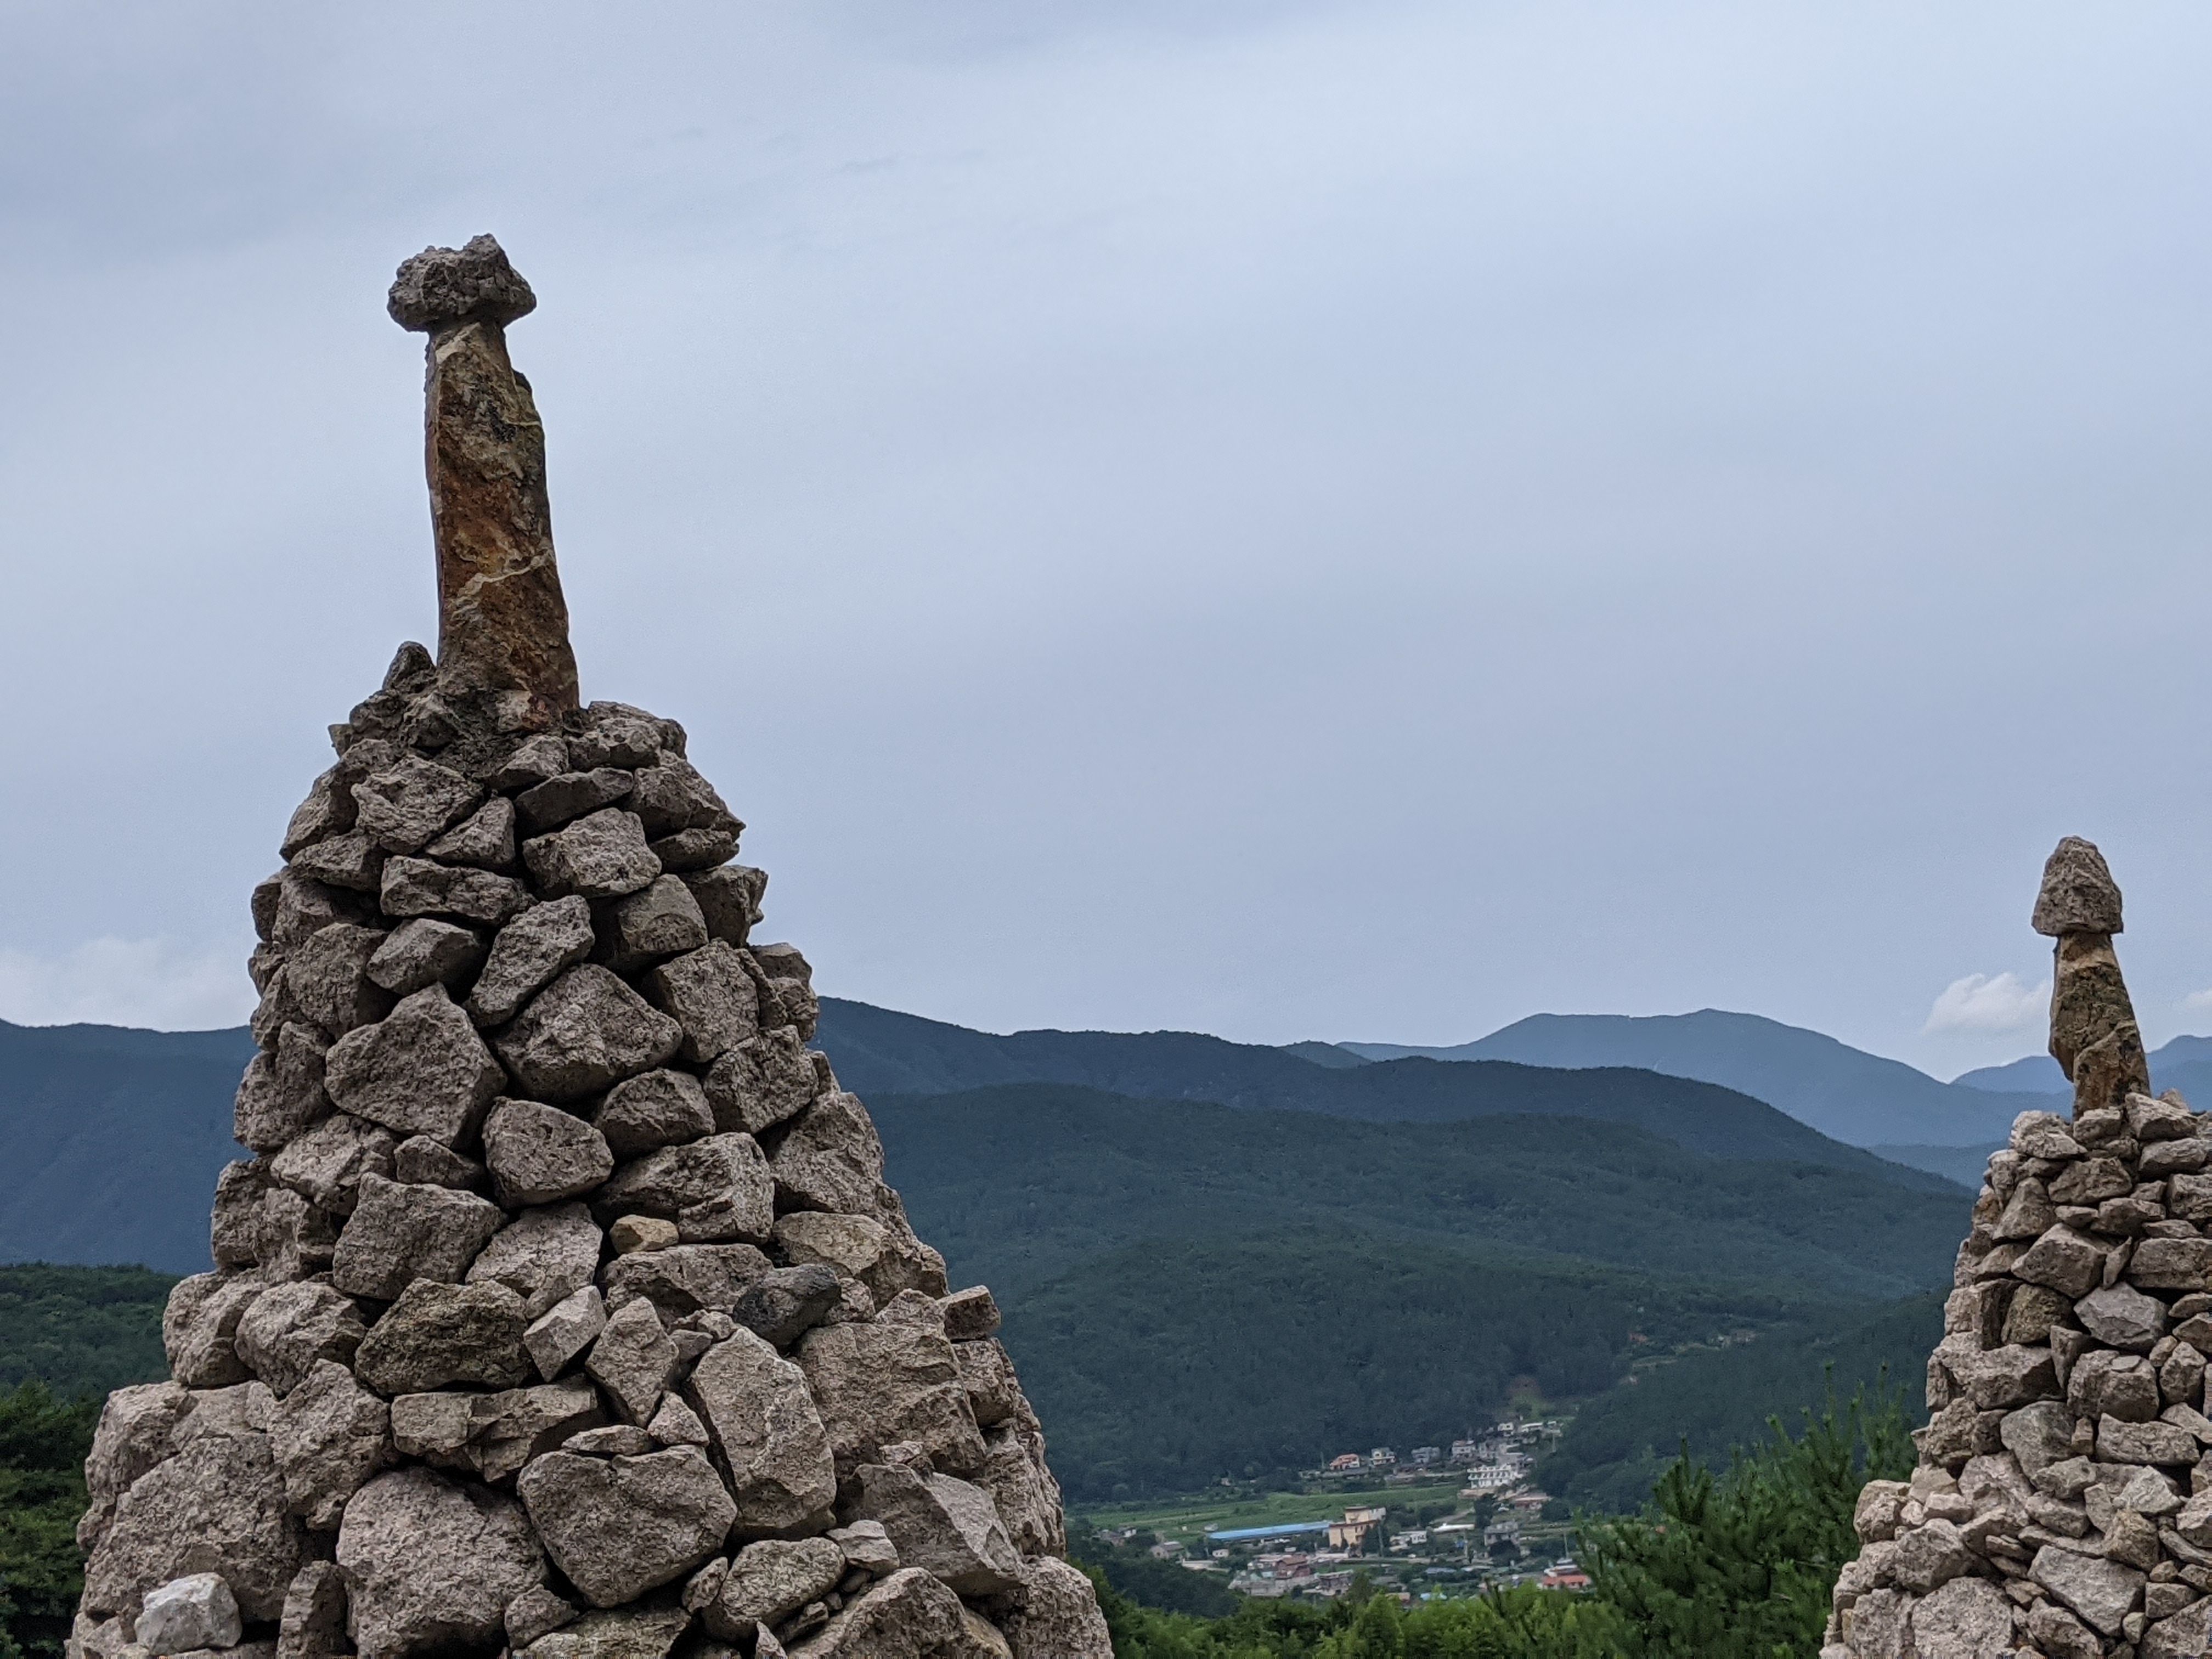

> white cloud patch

[
  {"left": 2182, "top": 988, "right": 2212, "bottom": 1014},
  {"left": 1923, "top": 972, "right": 2050, "bottom": 1036},
  {"left": 0, "top": 937, "right": 251, "bottom": 1031}
]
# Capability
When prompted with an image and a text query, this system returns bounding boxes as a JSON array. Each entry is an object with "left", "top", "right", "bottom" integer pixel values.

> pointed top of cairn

[{"left": 2032, "top": 834, "right": 2123, "bottom": 937}]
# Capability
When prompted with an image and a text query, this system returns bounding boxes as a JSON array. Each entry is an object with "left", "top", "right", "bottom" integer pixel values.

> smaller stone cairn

[
  {"left": 1825, "top": 837, "right": 2212, "bottom": 1658},
  {"left": 65, "top": 239, "right": 1109, "bottom": 1659}
]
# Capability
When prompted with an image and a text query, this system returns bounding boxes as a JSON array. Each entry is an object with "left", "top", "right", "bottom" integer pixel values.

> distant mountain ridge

[
  {"left": 811, "top": 998, "right": 1955, "bottom": 1189},
  {"left": 1336, "top": 1009, "right": 2057, "bottom": 1149}
]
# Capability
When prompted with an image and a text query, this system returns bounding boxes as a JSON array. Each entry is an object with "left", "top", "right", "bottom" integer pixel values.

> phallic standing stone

[{"left": 390, "top": 236, "right": 579, "bottom": 715}]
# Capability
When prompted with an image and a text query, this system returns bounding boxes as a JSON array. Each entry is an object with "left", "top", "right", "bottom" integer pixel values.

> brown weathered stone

[
  {"left": 2034, "top": 836, "right": 2125, "bottom": 936},
  {"left": 391, "top": 237, "right": 579, "bottom": 715}
]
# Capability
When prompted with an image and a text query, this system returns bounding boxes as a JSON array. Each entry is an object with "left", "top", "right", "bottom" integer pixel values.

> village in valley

[{"left": 1084, "top": 1418, "right": 1592, "bottom": 1606}]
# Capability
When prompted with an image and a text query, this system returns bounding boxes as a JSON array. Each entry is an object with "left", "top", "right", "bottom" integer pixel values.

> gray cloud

[{"left": 3, "top": 2, "right": 2209, "bottom": 1075}]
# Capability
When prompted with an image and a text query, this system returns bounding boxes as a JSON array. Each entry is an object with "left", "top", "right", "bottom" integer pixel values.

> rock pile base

[{"left": 66, "top": 653, "right": 1109, "bottom": 1659}]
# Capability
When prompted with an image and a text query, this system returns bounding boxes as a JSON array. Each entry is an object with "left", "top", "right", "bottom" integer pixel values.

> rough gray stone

[
  {"left": 469, "top": 896, "right": 596, "bottom": 1027},
  {"left": 2069, "top": 1350, "right": 2162, "bottom": 1422},
  {"left": 2132, "top": 1235, "right": 2212, "bottom": 1290},
  {"left": 977, "top": 1427, "right": 1062, "bottom": 1556},
  {"left": 797, "top": 1297, "right": 984, "bottom": 1479},
  {"left": 1997, "top": 1398, "right": 2074, "bottom": 1476},
  {"left": 484, "top": 734, "right": 570, "bottom": 793},
  {"left": 2032, "top": 1542, "right": 2145, "bottom": 1635},
  {"left": 566, "top": 1426, "right": 656, "bottom": 1457},
  {"left": 1941, "top": 1341, "right": 2058, "bottom": 1410},
  {"left": 569, "top": 707, "right": 670, "bottom": 770},
  {"left": 494, "top": 966, "right": 684, "bottom": 1102},
  {"left": 331, "top": 1175, "right": 505, "bottom": 1301},
  {"left": 2079, "top": 1282, "right": 2169, "bottom": 1351},
  {"left": 768, "top": 1093, "right": 886, "bottom": 1217},
  {"left": 681, "top": 866, "right": 765, "bottom": 949},
  {"left": 703, "top": 1029, "right": 816, "bottom": 1136},
  {"left": 162, "top": 1274, "right": 265, "bottom": 1390},
  {"left": 82, "top": 1429, "right": 303, "bottom": 1626},
  {"left": 515, "top": 770, "right": 633, "bottom": 836},
  {"left": 649, "top": 828, "right": 737, "bottom": 873},
  {"left": 940, "top": 1289, "right": 1000, "bottom": 1344},
  {"left": 269, "top": 1114, "right": 395, "bottom": 1215},
  {"left": 643, "top": 942, "right": 756, "bottom": 1064},
  {"left": 516, "top": 1448, "right": 737, "bottom": 1607},
  {"left": 773, "top": 1213, "right": 947, "bottom": 1307},
  {"left": 324, "top": 987, "right": 506, "bottom": 1148},
  {"left": 469, "top": 1203, "right": 603, "bottom": 1320},
  {"left": 262, "top": 869, "right": 375, "bottom": 951},
  {"left": 2035, "top": 835, "right": 2125, "bottom": 935},
  {"left": 648, "top": 1393, "right": 709, "bottom": 1449},
  {"left": 628, "top": 756, "right": 733, "bottom": 839},
  {"left": 595, "top": 1133, "right": 773, "bottom": 1244},
  {"left": 523, "top": 809, "right": 661, "bottom": 901},
  {"left": 515, "top": 1603, "right": 691, "bottom": 1659},
  {"left": 849, "top": 1464, "right": 1020, "bottom": 1595},
  {"left": 716, "top": 1539, "right": 845, "bottom": 1630},
  {"left": 682, "top": 1328, "right": 837, "bottom": 1538},
  {"left": 995, "top": 1558, "right": 1110, "bottom": 1659},
  {"left": 235, "top": 1283, "right": 367, "bottom": 1397},
  {"left": 291, "top": 830, "right": 386, "bottom": 894},
  {"left": 234, "top": 1025, "right": 334, "bottom": 1154},
  {"left": 504, "top": 1584, "right": 578, "bottom": 1651},
  {"left": 610, "top": 1216, "right": 680, "bottom": 1254},
  {"left": 353, "top": 1280, "right": 531, "bottom": 1395},
  {"left": 367, "top": 920, "right": 487, "bottom": 996},
  {"left": 592, "top": 876, "right": 707, "bottom": 975},
  {"left": 586, "top": 1296, "right": 677, "bottom": 1426},
  {"left": 335, "top": 1467, "right": 544, "bottom": 1658},
  {"left": 2015, "top": 1224, "right": 2106, "bottom": 1299},
  {"left": 380, "top": 856, "right": 532, "bottom": 926},
  {"left": 2098, "top": 1413, "right": 2199, "bottom": 1464},
  {"left": 211, "top": 1160, "right": 276, "bottom": 1269},
  {"left": 525, "top": 1285, "right": 608, "bottom": 1381},
  {"left": 733, "top": 1267, "right": 843, "bottom": 1350},
  {"left": 400, "top": 1380, "right": 605, "bottom": 1485},
  {"left": 785, "top": 1568, "right": 962, "bottom": 1659},
  {"left": 137, "top": 1573, "right": 241, "bottom": 1657},
  {"left": 283, "top": 768, "right": 358, "bottom": 861},
  {"left": 267, "top": 1361, "right": 393, "bottom": 1531},
  {"left": 392, "top": 1136, "right": 487, "bottom": 1190},
  {"left": 286, "top": 924, "right": 394, "bottom": 1036},
  {"left": 482, "top": 1101, "right": 614, "bottom": 1209},
  {"left": 426, "top": 795, "right": 517, "bottom": 870},
  {"left": 79, "top": 1383, "right": 193, "bottom": 1552},
  {"left": 601, "top": 1243, "right": 771, "bottom": 1321},
  {"left": 353, "top": 757, "right": 483, "bottom": 854},
  {"left": 594, "top": 1070, "right": 715, "bottom": 1160},
  {"left": 827, "top": 1521, "right": 899, "bottom": 1578},
  {"left": 276, "top": 1561, "right": 347, "bottom": 1659}
]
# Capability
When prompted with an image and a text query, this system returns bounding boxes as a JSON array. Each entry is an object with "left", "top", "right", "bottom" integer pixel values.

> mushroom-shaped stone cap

[
  {"left": 2033, "top": 835, "right": 2123, "bottom": 936},
  {"left": 387, "top": 235, "right": 536, "bottom": 333}
]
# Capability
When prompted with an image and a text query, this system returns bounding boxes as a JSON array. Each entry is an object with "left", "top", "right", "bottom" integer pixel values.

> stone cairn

[
  {"left": 1826, "top": 838, "right": 2212, "bottom": 1658},
  {"left": 66, "top": 238, "right": 1111, "bottom": 1659}
]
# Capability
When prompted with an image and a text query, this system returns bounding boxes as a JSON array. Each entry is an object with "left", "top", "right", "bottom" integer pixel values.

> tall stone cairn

[
  {"left": 1825, "top": 838, "right": 2212, "bottom": 1659},
  {"left": 66, "top": 238, "right": 1111, "bottom": 1659}
]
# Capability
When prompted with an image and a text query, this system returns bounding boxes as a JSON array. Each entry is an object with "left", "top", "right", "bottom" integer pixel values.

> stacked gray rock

[
  {"left": 1826, "top": 839, "right": 2212, "bottom": 1659},
  {"left": 66, "top": 236, "right": 1110, "bottom": 1659}
]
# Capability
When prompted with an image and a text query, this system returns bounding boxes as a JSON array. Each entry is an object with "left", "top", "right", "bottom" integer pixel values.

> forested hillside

[{"left": 873, "top": 1086, "right": 1966, "bottom": 1300}]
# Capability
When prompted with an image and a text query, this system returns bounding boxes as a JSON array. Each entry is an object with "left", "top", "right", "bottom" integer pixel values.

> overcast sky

[{"left": 3, "top": 3, "right": 2208, "bottom": 1078}]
